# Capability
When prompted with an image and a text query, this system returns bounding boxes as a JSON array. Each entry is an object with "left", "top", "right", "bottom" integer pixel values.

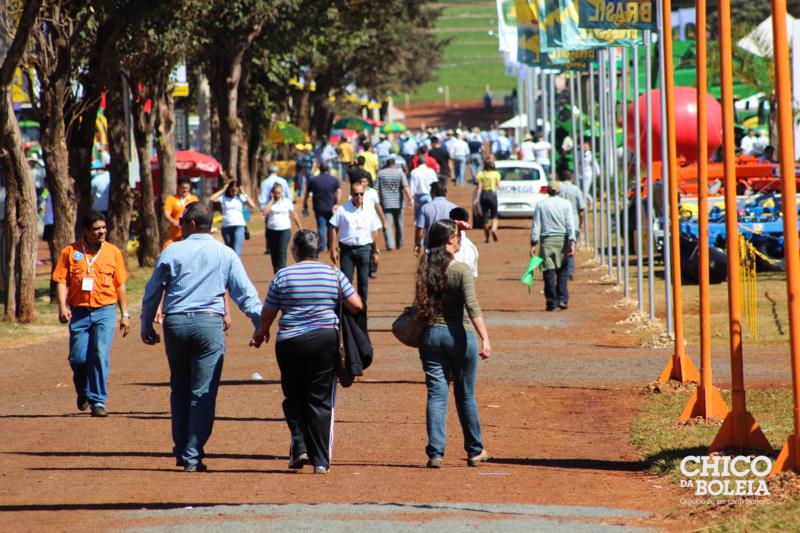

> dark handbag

[
  {"left": 392, "top": 306, "right": 426, "bottom": 348},
  {"left": 244, "top": 227, "right": 251, "bottom": 240}
]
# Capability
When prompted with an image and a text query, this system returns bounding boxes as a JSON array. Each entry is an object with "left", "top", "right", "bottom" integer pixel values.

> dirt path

[{"left": 0, "top": 185, "right": 704, "bottom": 531}]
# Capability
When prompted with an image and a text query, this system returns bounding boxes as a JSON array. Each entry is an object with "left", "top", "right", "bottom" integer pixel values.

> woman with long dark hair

[
  {"left": 473, "top": 159, "right": 501, "bottom": 243},
  {"left": 415, "top": 219, "right": 491, "bottom": 468}
]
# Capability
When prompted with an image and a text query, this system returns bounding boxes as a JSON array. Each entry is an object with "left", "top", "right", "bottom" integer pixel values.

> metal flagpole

[
  {"left": 517, "top": 68, "right": 526, "bottom": 148},
  {"left": 590, "top": 63, "right": 600, "bottom": 260},
  {"left": 550, "top": 74, "right": 558, "bottom": 180},
  {"left": 569, "top": 73, "right": 579, "bottom": 186},
  {"left": 605, "top": 51, "right": 614, "bottom": 276},
  {"left": 645, "top": 31, "right": 656, "bottom": 320},
  {"left": 633, "top": 42, "right": 644, "bottom": 313},
  {"left": 542, "top": 71, "right": 548, "bottom": 150},
  {"left": 621, "top": 47, "right": 630, "bottom": 297},
  {"left": 610, "top": 48, "right": 621, "bottom": 281},
  {"left": 527, "top": 68, "right": 536, "bottom": 140},
  {"left": 657, "top": 3, "right": 674, "bottom": 335},
  {"left": 598, "top": 52, "right": 608, "bottom": 269},
  {"left": 577, "top": 71, "right": 587, "bottom": 246}
]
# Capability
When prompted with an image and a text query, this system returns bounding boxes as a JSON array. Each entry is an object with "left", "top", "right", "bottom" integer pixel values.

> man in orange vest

[
  {"left": 53, "top": 211, "right": 130, "bottom": 417},
  {"left": 163, "top": 176, "right": 199, "bottom": 241}
]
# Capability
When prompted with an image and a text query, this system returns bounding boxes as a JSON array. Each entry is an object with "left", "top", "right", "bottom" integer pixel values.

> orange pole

[
  {"left": 657, "top": 0, "right": 700, "bottom": 383},
  {"left": 708, "top": 0, "right": 770, "bottom": 454},
  {"left": 678, "top": 0, "right": 728, "bottom": 421},
  {"left": 771, "top": 0, "right": 800, "bottom": 474}
]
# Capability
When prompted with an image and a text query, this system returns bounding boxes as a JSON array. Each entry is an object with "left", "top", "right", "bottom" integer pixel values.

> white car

[{"left": 494, "top": 160, "right": 548, "bottom": 218}]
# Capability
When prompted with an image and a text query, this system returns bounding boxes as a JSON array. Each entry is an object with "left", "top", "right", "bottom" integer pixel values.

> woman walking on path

[
  {"left": 473, "top": 159, "right": 501, "bottom": 243},
  {"left": 415, "top": 219, "right": 492, "bottom": 468},
  {"left": 262, "top": 183, "right": 303, "bottom": 273},
  {"left": 209, "top": 180, "right": 257, "bottom": 256},
  {"left": 251, "top": 230, "right": 363, "bottom": 474}
]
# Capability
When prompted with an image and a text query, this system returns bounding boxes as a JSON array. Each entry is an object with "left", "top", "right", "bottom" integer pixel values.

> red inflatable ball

[{"left": 625, "top": 87, "right": 723, "bottom": 163}]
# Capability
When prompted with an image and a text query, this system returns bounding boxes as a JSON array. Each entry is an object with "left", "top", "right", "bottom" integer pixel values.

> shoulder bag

[{"left": 392, "top": 305, "right": 426, "bottom": 348}]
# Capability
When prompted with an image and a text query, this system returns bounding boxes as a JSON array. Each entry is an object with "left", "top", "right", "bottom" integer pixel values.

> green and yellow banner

[
  {"left": 578, "top": 0, "right": 656, "bottom": 30},
  {"left": 538, "top": 0, "right": 642, "bottom": 52}
]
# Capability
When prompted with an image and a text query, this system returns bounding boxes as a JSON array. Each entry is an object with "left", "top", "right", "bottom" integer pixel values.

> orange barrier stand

[
  {"left": 708, "top": 0, "right": 770, "bottom": 454},
  {"left": 679, "top": 0, "right": 729, "bottom": 420},
  {"left": 658, "top": 0, "right": 700, "bottom": 383},
  {"left": 770, "top": 0, "right": 800, "bottom": 473}
]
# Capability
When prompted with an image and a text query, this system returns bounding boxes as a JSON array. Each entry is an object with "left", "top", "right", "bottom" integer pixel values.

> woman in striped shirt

[{"left": 251, "top": 230, "right": 363, "bottom": 474}]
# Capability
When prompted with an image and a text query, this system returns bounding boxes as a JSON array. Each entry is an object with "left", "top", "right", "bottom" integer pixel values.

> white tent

[
  {"left": 737, "top": 14, "right": 795, "bottom": 58},
  {"left": 498, "top": 114, "right": 527, "bottom": 129}
]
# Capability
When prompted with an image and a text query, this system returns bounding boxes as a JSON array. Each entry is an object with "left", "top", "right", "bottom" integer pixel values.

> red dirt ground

[{"left": 0, "top": 184, "right": 707, "bottom": 531}]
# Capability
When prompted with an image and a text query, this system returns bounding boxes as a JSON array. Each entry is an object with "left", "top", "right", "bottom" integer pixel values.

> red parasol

[{"left": 151, "top": 150, "right": 222, "bottom": 179}]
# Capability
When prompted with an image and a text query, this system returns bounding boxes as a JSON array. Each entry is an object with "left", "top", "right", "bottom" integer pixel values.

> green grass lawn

[
  {"left": 631, "top": 388, "right": 800, "bottom": 531},
  {"left": 412, "top": 1, "right": 516, "bottom": 103}
]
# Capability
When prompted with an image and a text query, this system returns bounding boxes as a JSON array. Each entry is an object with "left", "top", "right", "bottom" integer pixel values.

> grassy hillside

[{"left": 410, "top": 1, "right": 516, "bottom": 103}]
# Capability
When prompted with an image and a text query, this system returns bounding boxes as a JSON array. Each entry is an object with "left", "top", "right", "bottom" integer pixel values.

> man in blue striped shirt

[{"left": 141, "top": 202, "right": 263, "bottom": 472}]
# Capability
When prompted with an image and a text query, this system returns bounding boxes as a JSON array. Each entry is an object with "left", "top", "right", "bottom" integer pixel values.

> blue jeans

[
  {"left": 315, "top": 210, "right": 333, "bottom": 252},
  {"left": 419, "top": 326, "right": 483, "bottom": 459},
  {"left": 68, "top": 304, "right": 117, "bottom": 406},
  {"left": 163, "top": 313, "right": 225, "bottom": 468},
  {"left": 413, "top": 193, "right": 431, "bottom": 221},
  {"left": 453, "top": 157, "right": 467, "bottom": 186},
  {"left": 339, "top": 243, "right": 371, "bottom": 301},
  {"left": 222, "top": 225, "right": 245, "bottom": 256},
  {"left": 469, "top": 153, "right": 483, "bottom": 183},
  {"left": 383, "top": 208, "right": 404, "bottom": 250}
]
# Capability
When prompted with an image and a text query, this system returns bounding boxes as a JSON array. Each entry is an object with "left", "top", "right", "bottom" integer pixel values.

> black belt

[{"left": 339, "top": 243, "right": 372, "bottom": 251}]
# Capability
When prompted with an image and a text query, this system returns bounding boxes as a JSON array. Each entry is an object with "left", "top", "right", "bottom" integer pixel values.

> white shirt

[
  {"left": 266, "top": 197, "right": 295, "bottom": 231},
  {"left": 533, "top": 141, "right": 552, "bottom": 165},
  {"left": 454, "top": 233, "right": 479, "bottom": 278},
  {"left": 219, "top": 194, "right": 249, "bottom": 227},
  {"left": 447, "top": 138, "right": 470, "bottom": 159},
  {"left": 520, "top": 141, "right": 536, "bottom": 162},
  {"left": 582, "top": 150, "right": 598, "bottom": 181},
  {"left": 330, "top": 201, "right": 382, "bottom": 246},
  {"left": 409, "top": 164, "right": 438, "bottom": 196},
  {"left": 740, "top": 135, "right": 757, "bottom": 156}
]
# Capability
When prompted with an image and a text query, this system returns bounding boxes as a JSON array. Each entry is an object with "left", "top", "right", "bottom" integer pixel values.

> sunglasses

[{"left": 352, "top": 192, "right": 365, "bottom": 197}]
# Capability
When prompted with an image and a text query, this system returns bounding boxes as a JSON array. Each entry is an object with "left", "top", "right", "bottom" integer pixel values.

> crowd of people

[{"left": 51, "top": 123, "right": 589, "bottom": 476}]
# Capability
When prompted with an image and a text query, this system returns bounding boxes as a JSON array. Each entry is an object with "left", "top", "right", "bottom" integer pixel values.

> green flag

[{"left": 521, "top": 255, "right": 545, "bottom": 293}]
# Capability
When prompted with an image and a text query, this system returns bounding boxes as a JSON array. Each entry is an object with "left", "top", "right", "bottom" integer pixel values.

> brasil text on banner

[
  {"left": 577, "top": 0, "right": 657, "bottom": 30},
  {"left": 537, "top": 0, "right": 642, "bottom": 52},
  {"left": 516, "top": 0, "right": 597, "bottom": 69}
]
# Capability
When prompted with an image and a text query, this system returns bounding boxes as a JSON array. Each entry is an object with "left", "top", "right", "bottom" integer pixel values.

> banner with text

[{"left": 578, "top": 0, "right": 656, "bottom": 30}]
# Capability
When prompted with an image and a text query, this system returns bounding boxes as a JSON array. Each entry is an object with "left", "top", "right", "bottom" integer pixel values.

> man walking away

[
  {"left": 533, "top": 134, "right": 552, "bottom": 174},
  {"left": 581, "top": 139, "right": 598, "bottom": 204},
  {"left": 303, "top": 163, "right": 341, "bottom": 252},
  {"left": 414, "top": 181, "right": 456, "bottom": 255},
  {"left": 557, "top": 170, "right": 586, "bottom": 279},
  {"left": 530, "top": 181, "right": 575, "bottom": 311},
  {"left": 447, "top": 132, "right": 470, "bottom": 186},
  {"left": 467, "top": 130, "right": 484, "bottom": 183},
  {"left": 140, "top": 203, "right": 263, "bottom": 472},
  {"left": 376, "top": 157, "right": 413, "bottom": 250},
  {"left": 53, "top": 211, "right": 130, "bottom": 417},
  {"left": 520, "top": 133, "right": 536, "bottom": 162},
  {"left": 428, "top": 137, "right": 452, "bottom": 186},
  {"left": 330, "top": 182, "right": 383, "bottom": 301},
  {"left": 409, "top": 155, "right": 438, "bottom": 220}
]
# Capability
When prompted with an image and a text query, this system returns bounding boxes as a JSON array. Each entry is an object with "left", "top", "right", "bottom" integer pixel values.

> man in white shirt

[
  {"left": 409, "top": 155, "right": 438, "bottom": 220},
  {"left": 520, "top": 133, "right": 536, "bottom": 162},
  {"left": 740, "top": 129, "right": 757, "bottom": 156},
  {"left": 330, "top": 182, "right": 382, "bottom": 301},
  {"left": 259, "top": 166, "right": 292, "bottom": 254},
  {"left": 447, "top": 133, "right": 471, "bottom": 186},
  {"left": 533, "top": 134, "right": 552, "bottom": 172},
  {"left": 449, "top": 207, "right": 479, "bottom": 279},
  {"left": 581, "top": 140, "right": 599, "bottom": 203}
]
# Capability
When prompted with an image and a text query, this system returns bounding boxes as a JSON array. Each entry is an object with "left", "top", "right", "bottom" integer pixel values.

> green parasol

[
  {"left": 380, "top": 121, "right": 406, "bottom": 133},
  {"left": 268, "top": 121, "right": 307, "bottom": 144},
  {"left": 333, "top": 116, "right": 373, "bottom": 131},
  {"left": 520, "top": 255, "right": 544, "bottom": 293}
]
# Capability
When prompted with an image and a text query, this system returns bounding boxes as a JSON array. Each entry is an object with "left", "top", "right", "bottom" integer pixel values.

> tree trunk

[
  {"left": 209, "top": 63, "right": 242, "bottom": 181},
  {"left": 156, "top": 87, "right": 177, "bottom": 245},
  {"left": 769, "top": 91, "right": 779, "bottom": 156},
  {"left": 196, "top": 72, "right": 212, "bottom": 153},
  {"left": 40, "top": 84, "right": 76, "bottom": 269},
  {"left": 0, "top": 88, "right": 38, "bottom": 322},
  {"left": 293, "top": 89, "right": 311, "bottom": 133},
  {"left": 237, "top": 128, "right": 252, "bottom": 194},
  {"left": 132, "top": 85, "right": 160, "bottom": 267},
  {"left": 105, "top": 72, "right": 134, "bottom": 263}
]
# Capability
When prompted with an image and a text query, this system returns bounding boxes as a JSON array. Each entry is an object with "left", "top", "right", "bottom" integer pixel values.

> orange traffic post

[
  {"left": 657, "top": 0, "right": 700, "bottom": 384},
  {"left": 770, "top": 0, "right": 800, "bottom": 473},
  {"left": 708, "top": 0, "right": 770, "bottom": 454},
  {"left": 679, "top": 0, "right": 728, "bottom": 420}
]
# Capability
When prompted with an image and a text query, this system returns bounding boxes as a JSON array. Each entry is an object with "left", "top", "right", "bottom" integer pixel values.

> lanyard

[{"left": 82, "top": 241, "right": 103, "bottom": 273}]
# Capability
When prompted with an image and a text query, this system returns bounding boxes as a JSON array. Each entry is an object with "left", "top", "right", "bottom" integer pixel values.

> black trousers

[
  {"left": 339, "top": 243, "right": 371, "bottom": 301},
  {"left": 266, "top": 229, "right": 291, "bottom": 273},
  {"left": 276, "top": 328, "right": 338, "bottom": 469}
]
